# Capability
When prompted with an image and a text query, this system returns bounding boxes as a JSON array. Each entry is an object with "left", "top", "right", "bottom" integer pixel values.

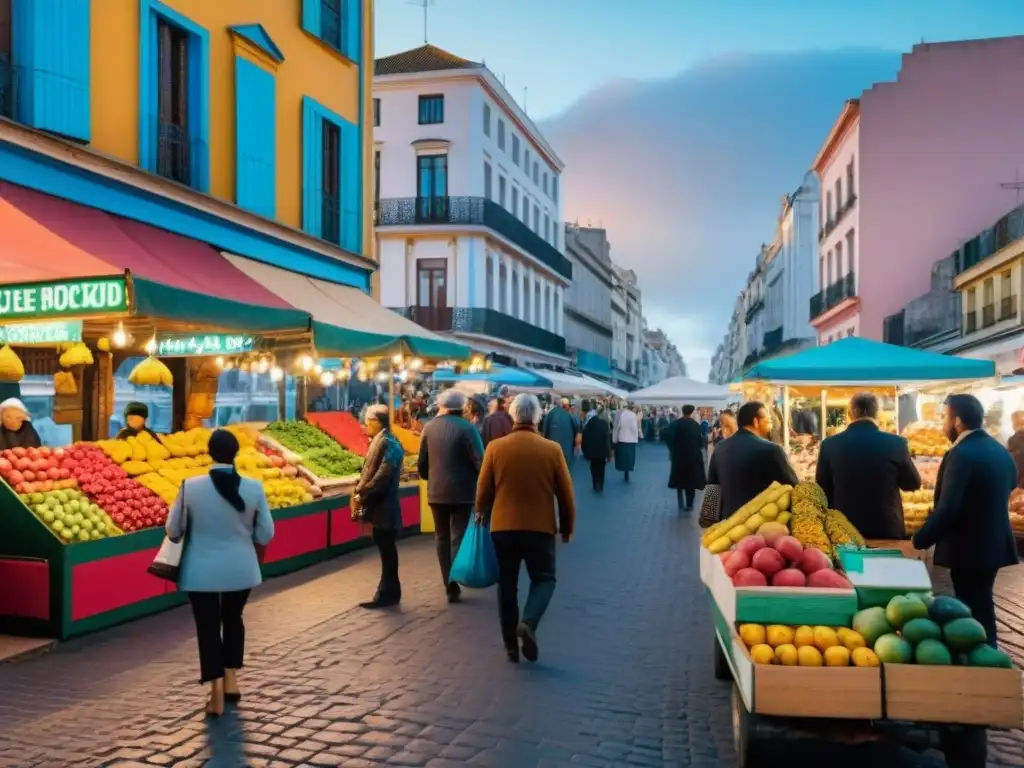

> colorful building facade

[{"left": 1, "top": 0, "right": 375, "bottom": 287}]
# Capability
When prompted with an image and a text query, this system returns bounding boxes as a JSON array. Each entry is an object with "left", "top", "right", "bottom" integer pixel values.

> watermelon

[
  {"left": 928, "top": 595, "right": 972, "bottom": 624},
  {"left": 874, "top": 633, "right": 913, "bottom": 664},
  {"left": 964, "top": 644, "right": 1014, "bottom": 669},
  {"left": 853, "top": 606, "right": 893, "bottom": 647},
  {"left": 914, "top": 638, "right": 952, "bottom": 666},
  {"left": 943, "top": 617, "right": 988, "bottom": 651},
  {"left": 901, "top": 618, "right": 943, "bottom": 645}
]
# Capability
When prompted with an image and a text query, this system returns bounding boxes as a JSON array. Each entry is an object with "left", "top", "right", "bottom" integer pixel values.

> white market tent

[
  {"left": 628, "top": 376, "right": 731, "bottom": 407},
  {"left": 514, "top": 369, "right": 628, "bottom": 399}
]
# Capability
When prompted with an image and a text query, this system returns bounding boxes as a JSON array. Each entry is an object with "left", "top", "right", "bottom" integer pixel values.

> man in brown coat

[{"left": 476, "top": 393, "right": 576, "bottom": 663}]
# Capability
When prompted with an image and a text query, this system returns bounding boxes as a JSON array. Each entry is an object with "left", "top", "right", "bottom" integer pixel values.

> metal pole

[
  {"left": 820, "top": 389, "right": 827, "bottom": 441},
  {"left": 388, "top": 361, "right": 396, "bottom": 424},
  {"left": 894, "top": 386, "right": 900, "bottom": 434},
  {"left": 783, "top": 385, "right": 791, "bottom": 451}
]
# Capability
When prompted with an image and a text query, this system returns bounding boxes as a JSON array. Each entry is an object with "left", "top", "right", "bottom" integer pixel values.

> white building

[
  {"left": 610, "top": 266, "right": 642, "bottom": 390},
  {"left": 562, "top": 225, "right": 614, "bottom": 379},
  {"left": 777, "top": 175, "right": 821, "bottom": 346},
  {"left": 373, "top": 45, "right": 571, "bottom": 365}
]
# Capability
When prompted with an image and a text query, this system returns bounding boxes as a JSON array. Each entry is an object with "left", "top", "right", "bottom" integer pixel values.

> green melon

[
  {"left": 886, "top": 595, "right": 929, "bottom": 629},
  {"left": 874, "top": 633, "right": 913, "bottom": 664},
  {"left": 853, "top": 606, "right": 893, "bottom": 647},
  {"left": 901, "top": 618, "right": 943, "bottom": 645},
  {"left": 964, "top": 644, "right": 1014, "bottom": 669},
  {"left": 914, "top": 638, "right": 952, "bottom": 665},
  {"left": 928, "top": 596, "right": 972, "bottom": 624},
  {"left": 943, "top": 617, "right": 987, "bottom": 651}
]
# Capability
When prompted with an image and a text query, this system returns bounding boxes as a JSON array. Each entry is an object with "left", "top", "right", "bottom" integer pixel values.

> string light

[
  {"left": 215, "top": 356, "right": 225, "bottom": 368},
  {"left": 409, "top": 357, "right": 423, "bottom": 371},
  {"left": 320, "top": 371, "right": 335, "bottom": 386},
  {"left": 257, "top": 357, "right": 270, "bottom": 374},
  {"left": 314, "top": 364, "right": 323, "bottom": 375},
  {"left": 112, "top": 324, "right": 128, "bottom": 349},
  {"left": 270, "top": 366, "right": 284, "bottom": 382},
  {"left": 144, "top": 337, "right": 157, "bottom": 355},
  {"left": 392, "top": 353, "right": 404, "bottom": 366},
  {"left": 376, "top": 371, "right": 389, "bottom": 382},
  {"left": 223, "top": 360, "right": 235, "bottom": 371},
  {"left": 299, "top": 354, "right": 313, "bottom": 372}
]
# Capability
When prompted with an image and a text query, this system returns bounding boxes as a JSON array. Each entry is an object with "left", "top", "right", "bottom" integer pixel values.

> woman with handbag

[{"left": 165, "top": 429, "right": 274, "bottom": 717}]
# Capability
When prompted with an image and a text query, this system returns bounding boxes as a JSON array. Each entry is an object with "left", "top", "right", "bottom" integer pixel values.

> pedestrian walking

[
  {"left": 581, "top": 404, "right": 613, "bottom": 492},
  {"left": 612, "top": 405, "right": 640, "bottom": 482},
  {"left": 541, "top": 396, "right": 580, "bottom": 469},
  {"left": 417, "top": 389, "right": 484, "bottom": 603},
  {"left": 476, "top": 394, "right": 576, "bottom": 663},
  {"left": 482, "top": 395, "right": 514, "bottom": 445},
  {"left": 353, "top": 404, "right": 405, "bottom": 610},
  {"left": 913, "top": 394, "right": 1018, "bottom": 649},
  {"left": 668, "top": 404, "right": 707, "bottom": 511},
  {"left": 165, "top": 429, "right": 275, "bottom": 717},
  {"left": 466, "top": 393, "right": 488, "bottom": 438}
]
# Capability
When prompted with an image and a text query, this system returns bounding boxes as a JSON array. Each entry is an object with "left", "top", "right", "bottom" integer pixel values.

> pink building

[{"left": 809, "top": 35, "right": 1024, "bottom": 344}]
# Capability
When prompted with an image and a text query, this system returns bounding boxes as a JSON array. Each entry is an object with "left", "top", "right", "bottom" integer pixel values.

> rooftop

[{"left": 374, "top": 44, "right": 484, "bottom": 76}]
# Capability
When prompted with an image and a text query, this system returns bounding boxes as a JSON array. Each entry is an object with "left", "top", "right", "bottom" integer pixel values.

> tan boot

[
  {"left": 205, "top": 678, "right": 224, "bottom": 717},
  {"left": 224, "top": 668, "right": 241, "bottom": 702}
]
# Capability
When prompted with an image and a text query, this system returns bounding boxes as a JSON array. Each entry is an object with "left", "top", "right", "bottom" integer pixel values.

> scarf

[{"left": 209, "top": 464, "right": 245, "bottom": 512}]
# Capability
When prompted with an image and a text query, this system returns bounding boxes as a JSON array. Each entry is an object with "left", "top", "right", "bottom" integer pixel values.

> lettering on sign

[
  {"left": 0, "top": 278, "right": 128, "bottom": 321},
  {"left": 0, "top": 320, "right": 84, "bottom": 345},
  {"left": 156, "top": 333, "right": 259, "bottom": 357}
]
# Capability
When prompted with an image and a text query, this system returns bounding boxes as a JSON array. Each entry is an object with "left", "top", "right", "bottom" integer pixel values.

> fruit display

[
  {"left": 852, "top": 594, "right": 1015, "bottom": 668},
  {"left": 738, "top": 621, "right": 878, "bottom": 667},
  {"left": 786, "top": 442, "right": 818, "bottom": 482},
  {"left": 304, "top": 411, "right": 370, "bottom": 456},
  {"left": 701, "top": 482, "right": 793, "bottom": 554},
  {"left": 901, "top": 489, "right": 933, "bottom": 534},
  {"left": 904, "top": 422, "right": 950, "bottom": 457},
  {"left": 58, "top": 342, "right": 93, "bottom": 367},
  {"left": 0, "top": 344, "right": 25, "bottom": 382},
  {"left": 264, "top": 421, "right": 363, "bottom": 478},
  {"left": 392, "top": 424, "right": 422, "bottom": 456},
  {"left": 1010, "top": 488, "right": 1024, "bottom": 534},
  {"left": 721, "top": 533, "right": 853, "bottom": 589},
  {"left": 0, "top": 445, "right": 79, "bottom": 494},
  {"left": 913, "top": 458, "right": 939, "bottom": 489},
  {"left": 128, "top": 356, "right": 174, "bottom": 387},
  {"left": 20, "top": 487, "right": 123, "bottom": 542}
]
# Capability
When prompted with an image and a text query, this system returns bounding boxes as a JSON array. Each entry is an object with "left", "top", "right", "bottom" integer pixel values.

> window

[
  {"left": 1001, "top": 270, "right": 1016, "bottom": 320},
  {"left": 554, "top": 292, "right": 560, "bottom": 329},
  {"left": 534, "top": 283, "right": 541, "bottom": 323},
  {"left": 532, "top": 161, "right": 539, "bottom": 184},
  {"left": 835, "top": 241, "right": 843, "bottom": 276},
  {"left": 552, "top": 174, "right": 558, "bottom": 202},
  {"left": 321, "top": 119, "right": 341, "bottom": 244},
  {"left": 416, "top": 154, "right": 447, "bottom": 220},
  {"left": 511, "top": 186, "right": 518, "bottom": 216},
  {"left": 320, "top": 0, "right": 343, "bottom": 50},
  {"left": 543, "top": 212, "right": 550, "bottom": 242},
  {"left": 497, "top": 119, "right": 505, "bottom": 150},
  {"left": 373, "top": 97, "right": 380, "bottom": 127},
  {"left": 523, "top": 274, "right": 530, "bottom": 319},
  {"left": 533, "top": 204, "right": 539, "bottom": 233},
  {"left": 373, "top": 149, "right": 380, "bottom": 223},
  {"left": 967, "top": 287, "right": 977, "bottom": 313},
  {"left": 0, "top": 0, "right": 9, "bottom": 118},
  {"left": 483, "top": 102, "right": 491, "bottom": 136},
  {"left": 416, "top": 258, "right": 447, "bottom": 308},
  {"left": 511, "top": 267, "right": 519, "bottom": 316},
  {"left": 521, "top": 194, "right": 528, "bottom": 223},
  {"left": 512, "top": 135, "right": 520, "bottom": 165},
  {"left": 499, "top": 262, "right": 508, "bottom": 313},
  {"left": 485, "top": 256, "right": 494, "bottom": 309},
  {"left": 846, "top": 229, "right": 855, "bottom": 274},
  {"left": 523, "top": 149, "right": 530, "bottom": 179},
  {"left": 984, "top": 277, "right": 994, "bottom": 306},
  {"left": 418, "top": 94, "right": 444, "bottom": 124},
  {"left": 966, "top": 287, "right": 977, "bottom": 333},
  {"left": 542, "top": 172, "right": 548, "bottom": 195},
  {"left": 835, "top": 178, "right": 842, "bottom": 212},
  {"left": 483, "top": 161, "right": 492, "bottom": 199},
  {"left": 544, "top": 285, "right": 551, "bottom": 329},
  {"left": 826, "top": 191, "right": 833, "bottom": 222},
  {"left": 846, "top": 159, "right": 855, "bottom": 201},
  {"left": 156, "top": 20, "right": 192, "bottom": 186},
  {"left": 819, "top": 256, "right": 825, "bottom": 290},
  {"left": 498, "top": 175, "right": 506, "bottom": 208},
  {"left": 827, "top": 250, "right": 833, "bottom": 284}
]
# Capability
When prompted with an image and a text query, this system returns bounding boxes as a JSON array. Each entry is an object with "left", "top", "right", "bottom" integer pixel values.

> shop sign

[
  {"left": 156, "top": 333, "right": 259, "bottom": 357},
  {"left": 0, "top": 277, "right": 129, "bottom": 321},
  {"left": 0, "top": 320, "right": 83, "bottom": 345}
]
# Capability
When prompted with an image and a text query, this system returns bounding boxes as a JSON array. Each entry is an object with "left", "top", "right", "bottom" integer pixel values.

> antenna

[
  {"left": 1000, "top": 169, "right": 1024, "bottom": 206},
  {"left": 407, "top": 0, "right": 434, "bottom": 44}
]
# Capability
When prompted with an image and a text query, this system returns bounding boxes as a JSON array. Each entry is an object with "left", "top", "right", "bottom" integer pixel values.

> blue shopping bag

[{"left": 449, "top": 518, "right": 499, "bottom": 588}]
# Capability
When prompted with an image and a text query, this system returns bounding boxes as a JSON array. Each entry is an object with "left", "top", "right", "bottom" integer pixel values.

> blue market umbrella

[{"left": 432, "top": 364, "right": 553, "bottom": 388}]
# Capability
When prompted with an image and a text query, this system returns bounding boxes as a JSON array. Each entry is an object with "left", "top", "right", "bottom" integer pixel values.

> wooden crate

[
  {"left": 706, "top": 549, "right": 857, "bottom": 627},
  {"left": 884, "top": 663, "right": 1024, "bottom": 728}
]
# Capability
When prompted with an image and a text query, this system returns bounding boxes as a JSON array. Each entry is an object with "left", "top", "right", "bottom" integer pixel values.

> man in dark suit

[
  {"left": 668, "top": 404, "right": 707, "bottom": 511},
  {"left": 815, "top": 392, "right": 921, "bottom": 539},
  {"left": 913, "top": 394, "right": 1019, "bottom": 649},
  {"left": 707, "top": 401, "right": 799, "bottom": 518}
]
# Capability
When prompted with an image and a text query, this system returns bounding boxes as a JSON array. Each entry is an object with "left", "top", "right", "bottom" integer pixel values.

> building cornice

[
  {"left": 953, "top": 237, "right": 1024, "bottom": 290},
  {"left": 810, "top": 99, "right": 860, "bottom": 175}
]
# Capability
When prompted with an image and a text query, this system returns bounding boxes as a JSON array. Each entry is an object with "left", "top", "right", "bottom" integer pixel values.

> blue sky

[{"left": 375, "top": 2, "right": 1024, "bottom": 378}]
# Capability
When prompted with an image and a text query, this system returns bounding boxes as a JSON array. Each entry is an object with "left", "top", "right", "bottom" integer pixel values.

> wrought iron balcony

[
  {"left": 377, "top": 196, "right": 573, "bottom": 280},
  {"left": 392, "top": 305, "right": 566, "bottom": 356},
  {"left": 809, "top": 272, "right": 856, "bottom": 320},
  {"left": 954, "top": 204, "right": 1024, "bottom": 275}
]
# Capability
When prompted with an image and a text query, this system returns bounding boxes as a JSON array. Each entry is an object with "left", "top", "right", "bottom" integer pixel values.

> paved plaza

[{"left": 0, "top": 445, "right": 1021, "bottom": 767}]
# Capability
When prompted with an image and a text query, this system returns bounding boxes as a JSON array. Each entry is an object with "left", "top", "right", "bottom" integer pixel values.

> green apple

[
  {"left": 52, "top": 520, "right": 65, "bottom": 532},
  {"left": 56, "top": 491, "right": 69, "bottom": 504},
  {"left": 42, "top": 510, "right": 56, "bottom": 523},
  {"left": 46, "top": 496, "right": 59, "bottom": 508},
  {"left": 59, "top": 528, "right": 73, "bottom": 540},
  {"left": 30, "top": 492, "right": 44, "bottom": 504},
  {"left": 70, "top": 524, "right": 80, "bottom": 536},
  {"left": 81, "top": 519, "right": 94, "bottom": 532},
  {"left": 77, "top": 530, "right": 90, "bottom": 542},
  {"left": 33, "top": 504, "right": 48, "bottom": 516}
]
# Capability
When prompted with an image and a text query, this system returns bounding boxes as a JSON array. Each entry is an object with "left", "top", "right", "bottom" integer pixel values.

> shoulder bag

[
  {"left": 148, "top": 482, "right": 188, "bottom": 582},
  {"left": 698, "top": 484, "right": 722, "bottom": 528}
]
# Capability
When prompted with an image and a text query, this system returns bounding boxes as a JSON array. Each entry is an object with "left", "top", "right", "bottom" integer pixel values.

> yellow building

[{"left": 1, "top": 0, "right": 375, "bottom": 287}]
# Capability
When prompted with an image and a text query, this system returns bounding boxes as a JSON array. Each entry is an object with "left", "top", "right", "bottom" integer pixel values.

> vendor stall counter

[{"left": 0, "top": 482, "right": 421, "bottom": 640}]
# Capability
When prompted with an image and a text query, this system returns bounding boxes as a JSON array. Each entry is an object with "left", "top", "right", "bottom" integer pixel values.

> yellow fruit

[
  {"left": 851, "top": 647, "right": 880, "bottom": 667},
  {"left": 813, "top": 626, "right": 839, "bottom": 652},
  {"left": 727, "top": 525, "right": 749, "bottom": 543},
  {"left": 744, "top": 513, "right": 765, "bottom": 532},
  {"left": 777, "top": 492, "right": 791, "bottom": 511},
  {"left": 708, "top": 536, "right": 732, "bottom": 554},
  {"left": 838, "top": 628, "right": 866, "bottom": 650},
  {"left": 759, "top": 502, "right": 779, "bottom": 521},
  {"left": 797, "top": 646, "right": 823, "bottom": 667},
  {"left": 824, "top": 646, "right": 851, "bottom": 667},
  {"left": 776, "top": 511, "right": 791, "bottom": 526},
  {"left": 750, "top": 644, "right": 775, "bottom": 664},
  {"left": 774, "top": 643, "right": 799, "bottom": 666},
  {"left": 739, "top": 624, "right": 766, "bottom": 648},
  {"left": 794, "top": 626, "right": 815, "bottom": 647},
  {"left": 765, "top": 625, "right": 794, "bottom": 648}
]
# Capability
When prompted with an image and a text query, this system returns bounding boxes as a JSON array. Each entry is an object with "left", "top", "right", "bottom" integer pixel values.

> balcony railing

[
  {"left": 744, "top": 297, "right": 764, "bottom": 323},
  {"left": 965, "top": 313, "right": 977, "bottom": 334},
  {"left": 392, "top": 305, "right": 566, "bottom": 356},
  {"left": 954, "top": 204, "right": 1024, "bottom": 274},
  {"left": 377, "top": 196, "right": 573, "bottom": 280},
  {"left": 883, "top": 310, "right": 905, "bottom": 346},
  {"left": 1001, "top": 295, "right": 1018, "bottom": 322},
  {"left": 982, "top": 304, "right": 996, "bottom": 329},
  {"left": 155, "top": 121, "right": 194, "bottom": 186},
  {"left": 809, "top": 272, "right": 857, "bottom": 320}
]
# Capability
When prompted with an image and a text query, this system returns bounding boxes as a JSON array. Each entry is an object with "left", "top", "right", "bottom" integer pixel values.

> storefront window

[
  {"left": 111, "top": 357, "right": 173, "bottom": 435},
  {"left": 20, "top": 375, "right": 70, "bottom": 447},
  {"left": 209, "top": 369, "right": 296, "bottom": 426}
]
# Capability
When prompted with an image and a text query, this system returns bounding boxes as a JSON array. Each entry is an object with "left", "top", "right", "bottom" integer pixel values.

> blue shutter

[
  {"left": 302, "top": 97, "right": 324, "bottom": 238},
  {"left": 301, "top": 0, "right": 321, "bottom": 38},
  {"left": 339, "top": 118, "right": 361, "bottom": 253},
  {"left": 11, "top": 0, "right": 91, "bottom": 141},
  {"left": 234, "top": 57, "right": 276, "bottom": 219},
  {"left": 344, "top": 0, "right": 361, "bottom": 63}
]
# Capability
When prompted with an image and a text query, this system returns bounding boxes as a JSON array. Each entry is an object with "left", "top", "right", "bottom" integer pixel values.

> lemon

[
  {"left": 765, "top": 625, "right": 794, "bottom": 648},
  {"left": 813, "top": 626, "right": 839, "bottom": 652},
  {"left": 851, "top": 647, "right": 880, "bottom": 667},
  {"left": 793, "top": 625, "right": 815, "bottom": 647},
  {"left": 797, "top": 646, "right": 823, "bottom": 667},
  {"left": 774, "top": 643, "right": 799, "bottom": 666},
  {"left": 750, "top": 644, "right": 775, "bottom": 664},
  {"left": 823, "top": 646, "right": 851, "bottom": 667},
  {"left": 738, "top": 624, "right": 767, "bottom": 648},
  {"left": 838, "top": 628, "right": 866, "bottom": 650}
]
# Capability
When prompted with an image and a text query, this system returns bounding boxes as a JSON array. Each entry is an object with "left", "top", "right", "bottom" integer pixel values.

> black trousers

[
  {"left": 950, "top": 568, "right": 999, "bottom": 648},
  {"left": 373, "top": 527, "right": 401, "bottom": 599},
  {"left": 677, "top": 488, "right": 696, "bottom": 509},
  {"left": 187, "top": 590, "right": 251, "bottom": 684},
  {"left": 589, "top": 458, "right": 606, "bottom": 490},
  {"left": 491, "top": 531, "right": 557, "bottom": 648},
  {"left": 431, "top": 503, "right": 471, "bottom": 591}
]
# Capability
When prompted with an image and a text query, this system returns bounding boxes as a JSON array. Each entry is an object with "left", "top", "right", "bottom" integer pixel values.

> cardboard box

[{"left": 884, "top": 663, "right": 1024, "bottom": 728}]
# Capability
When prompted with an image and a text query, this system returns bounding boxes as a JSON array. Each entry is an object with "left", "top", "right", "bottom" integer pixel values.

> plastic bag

[{"left": 449, "top": 517, "right": 499, "bottom": 588}]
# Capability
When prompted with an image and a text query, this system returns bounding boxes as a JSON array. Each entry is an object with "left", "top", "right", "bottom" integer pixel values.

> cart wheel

[
  {"left": 940, "top": 726, "right": 987, "bottom": 768},
  {"left": 732, "top": 684, "right": 770, "bottom": 768},
  {"left": 713, "top": 631, "right": 733, "bottom": 681}
]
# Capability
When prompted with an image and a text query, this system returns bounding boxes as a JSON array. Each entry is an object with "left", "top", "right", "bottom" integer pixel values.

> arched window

[
  {"left": 499, "top": 262, "right": 508, "bottom": 313},
  {"left": 534, "top": 282, "right": 541, "bottom": 324},
  {"left": 553, "top": 291, "right": 560, "bottom": 331},
  {"left": 523, "top": 274, "right": 531, "bottom": 320},
  {"left": 485, "top": 256, "right": 494, "bottom": 309},
  {"left": 544, "top": 285, "right": 551, "bottom": 330}
]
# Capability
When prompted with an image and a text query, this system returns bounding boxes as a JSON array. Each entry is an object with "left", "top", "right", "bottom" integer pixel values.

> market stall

[
  {"left": 699, "top": 479, "right": 1022, "bottom": 767},
  {"left": 628, "top": 376, "right": 730, "bottom": 407}
]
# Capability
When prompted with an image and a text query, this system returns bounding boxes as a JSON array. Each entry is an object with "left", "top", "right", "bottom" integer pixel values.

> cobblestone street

[{"left": 0, "top": 444, "right": 1022, "bottom": 767}]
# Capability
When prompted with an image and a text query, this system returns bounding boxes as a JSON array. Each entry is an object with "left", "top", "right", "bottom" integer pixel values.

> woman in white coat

[
  {"left": 612, "top": 405, "right": 641, "bottom": 482},
  {"left": 166, "top": 428, "right": 274, "bottom": 716}
]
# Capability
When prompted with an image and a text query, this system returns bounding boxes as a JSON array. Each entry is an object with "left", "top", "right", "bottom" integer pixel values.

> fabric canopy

[
  {"left": 628, "top": 376, "right": 731, "bottom": 406},
  {"left": 744, "top": 337, "right": 995, "bottom": 384},
  {"left": 222, "top": 253, "right": 471, "bottom": 360},
  {"left": 433, "top": 364, "right": 552, "bottom": 388},
  {"left": 513, "top": 369, "right": 625, "bottom": 398}
]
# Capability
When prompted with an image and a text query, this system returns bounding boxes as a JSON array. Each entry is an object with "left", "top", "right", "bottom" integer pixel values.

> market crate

[
  {"left": 838, "top": 547, "right": 932, "bottom": 609},
  {"left": 712, "top": 601, "right": 883, "bottom": 719},
  {"left": 883, "top": 663, "right": 1024, "bottom": 728},
  {"left": 704, "top": 547, "right": 858, "bottom": 627}
]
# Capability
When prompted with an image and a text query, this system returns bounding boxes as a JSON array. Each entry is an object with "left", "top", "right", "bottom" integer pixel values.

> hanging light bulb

[
  {"left": 314, "top": 364, "right": 323, "bottom": 375},
  {"left": 270, "top": 365, "right": 284, "bottom": 382},
  {"left": 320, "top": 371, "right": 335, "bottom": 386},
  {"left": 392, "top": 353, "right": 403, "bottom": 366},
  {"left": 144, "top": 336, "right": 157, "bottom": 355},
  {"left": 112, "top": 324, "right": 128, "bottom": 349},
  {"left": 377, "top": 371, "right": 389, "bottom": 382},
  {"left": 368, "top": 359, "right": 379, "bottom": 372},
  {"left": 257, "top": 357, "right": 270, "bottom": 374},
  {"left": 299, "top": 354, "right": 313, "bottom": 372},
  {"left": 357, "top": 366, "right": 368, "bottom": 382},
  {"left": 398, "top": 370, "right": 409, "bottom": 382},
  {"left": 409, "top": 357, "right": 423, "bottom": 371},
  {"left": 215, "top": 356, "right": 225, "bottom": 368},
  {"left": 338, "top": 368, "right": 350, "bottom": 380}
]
